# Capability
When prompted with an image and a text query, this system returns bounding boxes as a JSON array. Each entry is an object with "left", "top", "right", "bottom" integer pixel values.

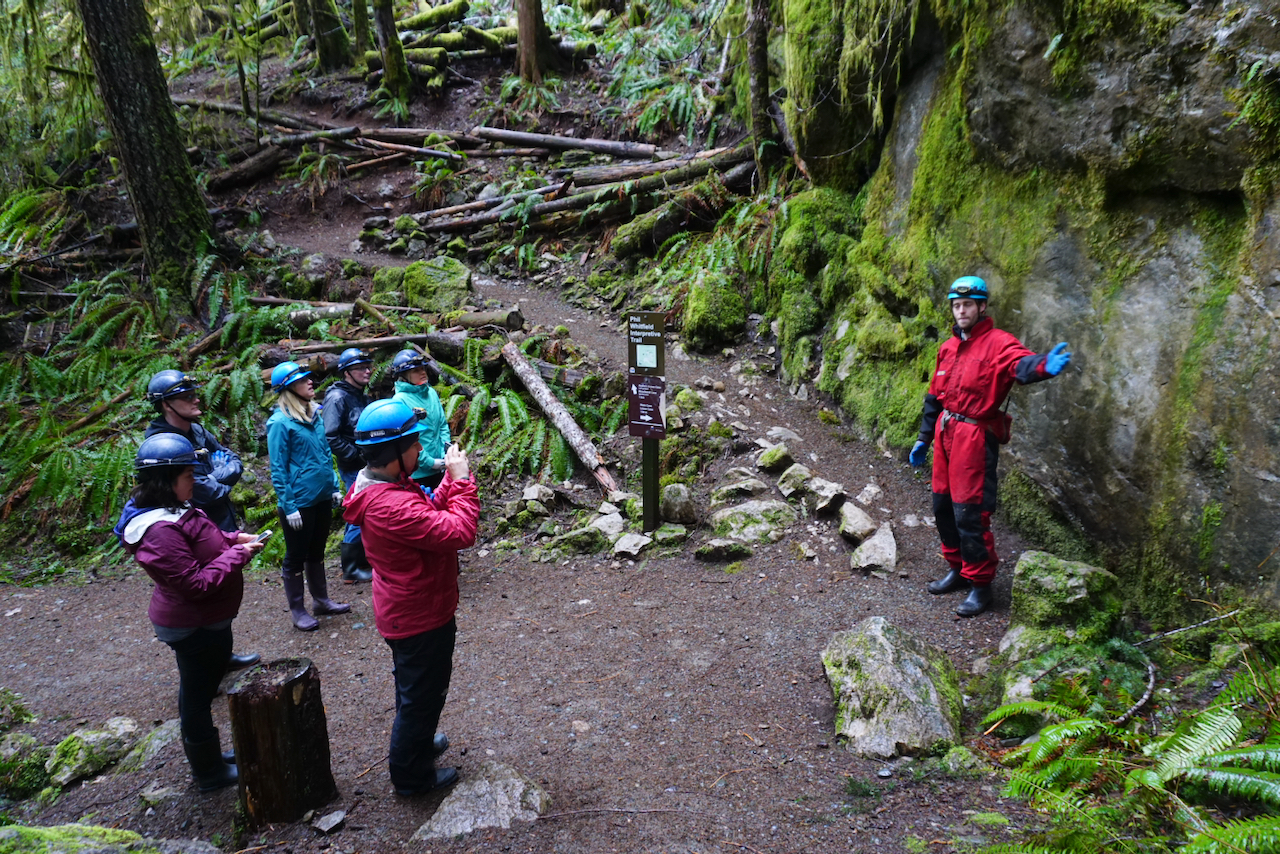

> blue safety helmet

[
  {"left": 947, "top": 276, "right": 989, "bottom": 301},
  {"left": 270, "top": 361, "right": 311, "bottom": 392},
  {"left": 146, "top": 369, "right": 201, "bottom": 403},
  {"left": 390, "top": 349, "right": 429, "bottom": 377},
  {"left": 355, "top": 399, "right": 425, "bottom": 446},
  {"left": 135, "top": 433, "right": 203, "bottom": 470},
  {"left": 337, "top": 348, "right": 374, "bottom": 373}
]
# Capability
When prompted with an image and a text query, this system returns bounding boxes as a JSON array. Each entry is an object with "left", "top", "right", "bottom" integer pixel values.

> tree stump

[{"left": 227, "top": 658, "right": 338, "bottom": 827}]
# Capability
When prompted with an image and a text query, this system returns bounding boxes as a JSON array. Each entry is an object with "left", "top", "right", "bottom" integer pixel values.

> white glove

[
  {"left": 285, "top": 510, "right": 303, "bottom": 529},
  {"left": 432, "top": 458, "right": 446, "bottom": 471},
  {"left": 332, "top": 491, "right": 342, "bottom": 504}
]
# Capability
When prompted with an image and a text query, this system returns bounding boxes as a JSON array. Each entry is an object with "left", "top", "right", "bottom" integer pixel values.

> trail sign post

[{"left": 627, "top": 312, "right": 665, "bottom": 531}]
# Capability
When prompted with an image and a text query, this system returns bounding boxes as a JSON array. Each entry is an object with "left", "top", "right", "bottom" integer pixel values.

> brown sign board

[
  {"left": 627, "top": 312, "right": 665, "bottom": 377},
  {"left": 628, "top": 375, "right": 666, "bottom": 439}
]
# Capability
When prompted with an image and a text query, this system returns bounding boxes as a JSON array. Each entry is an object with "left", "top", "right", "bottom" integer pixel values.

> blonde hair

[{"left": 278, "top": 388, "right": 318, "bottom": 424}]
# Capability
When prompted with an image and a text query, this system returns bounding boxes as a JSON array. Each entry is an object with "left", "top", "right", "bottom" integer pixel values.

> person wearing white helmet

[{"left": 266, "top": 361, "right": 351, "bottom": 631}]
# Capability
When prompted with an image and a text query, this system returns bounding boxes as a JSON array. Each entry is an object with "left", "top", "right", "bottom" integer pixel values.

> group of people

[
  {"left": 110, "top": 274, "right": 1069, "bottom": 798},
  {"left": 114, "top": 348, "right": 473, "bottom": 795}
]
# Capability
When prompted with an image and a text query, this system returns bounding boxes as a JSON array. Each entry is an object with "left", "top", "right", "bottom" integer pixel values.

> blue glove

[
  {"left": 1045, "top": 342, "right": 1071, "bottom": 376},
  {"left": 909, "top": 440, "right": 928, "bottom": 467},
  {"left": 209, "top": 450, "right": 226, "bottom": 467}
]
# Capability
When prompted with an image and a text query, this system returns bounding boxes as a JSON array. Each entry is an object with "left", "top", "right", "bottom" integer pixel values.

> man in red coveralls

[
  {"left": 343, "top": 399, "right": 479, "bottom": 795},
  {"left": 909, "top": 276, "right": 1072, "bottom": 616}
]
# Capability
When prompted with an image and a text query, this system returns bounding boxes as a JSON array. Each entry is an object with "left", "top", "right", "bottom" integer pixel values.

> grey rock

[
  {"left": 607, "top": 490, "right": 640, "bottom": 506},
  {"left": 139, "top": 782, "right": 183, "bottom": 807},
  {"left": 821, "top": 616, "right": 962, "bottom": 758},
  {"left": 476, "top": 183, "right": 504, "bottom": 201},
  {"left": 756, "top": 444, "right": 795, "bottom": 472},
  {"left": 695, "top": 539, "right": 754, "bottom": 561},
  {"left": 46, "top": 716, "right": 139, "bottom": 787},
  {"left": 839, "top": 503, "right": 879, "bottom": 543},
  {"left": 660, "top": 483, "right": 698, "bottom": 525},
  {"left": 613, "top": 533, "right": 652, "bottom": 558},
  {"left": 767, "top": 426, "right": 803, "bottom": 443},
  {"left": 776, "top": 464, "right": 814, "bottom": 498},
  {"left": 710, "top": 499, "right": 799, "bottom": 543},
  {"left": 525, "top": 499, "right": 551, "bottom": 518},
  {"left": 999, "top": 550, "right": 1123, "bottom": 662},
  {"left": 363, "top": 215, "right": 390, "bottom": 229},
  {"left": 694, "top": 375, "right": 717, "bottom": 389},
  {"left": 651, "top": 523, "right": 688, "bottom": 545},
  {"left": 850, "top": 524, "right": 897, "bottom": 572},
  {"left": 808, "top": 477, "right": 846, "bottom": 514},
  {"left": 413, "top": 761, "right": 550, "bottom": 840},
  {"left": 116, "top": 719, "right": 180, "bottom": 774},
  {"left": 522, "top": 483, "right": 556, "bottom": 504},
  {"left": 723, "top": 466, "right": 757, "bottom": 481},
  {"left": 544, "top": 526, "right": 607, "bottom": 555},
  {"left": 597, "top": 501, "right": 619, "bottom": 515},
  {"left": 312, "top": 809, "right": 346, "bottom": 833},
  {"left": 855, "top": 483, "right": 883, "bottom": 505},
  {"left": 588, "top": 512, "right": 626, "bottom": 540},
  {"left": 710, "top": 478, "right": 771, "bottom": 508}
]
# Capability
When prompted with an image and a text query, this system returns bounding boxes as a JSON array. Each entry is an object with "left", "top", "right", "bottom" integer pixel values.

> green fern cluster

[{"left": 986, "top": 637, "right": 1280, "bottom": 854}]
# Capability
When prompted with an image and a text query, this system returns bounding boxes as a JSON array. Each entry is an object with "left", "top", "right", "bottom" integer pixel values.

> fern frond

[
  {"left": 1180, "top": 767, "right": 1280, "bottom": 810},
  {"left": 1183, "top": 815, "right": 1280, "bottom": 854},
  {"left": 1202, "top": 746, "right": 1280, "bottom": 772},
  {"left": 548, "top": 430, "right": 573, "bottom": 481},
  {"left": 465, "top": 387, "right": 490, "bottom": 447},
  {"left": 1155, "top": 707, "right": 1243, "bottom": 781},
  {"left": 982, "top": 699, "right": 1080, "bottom": 729}
]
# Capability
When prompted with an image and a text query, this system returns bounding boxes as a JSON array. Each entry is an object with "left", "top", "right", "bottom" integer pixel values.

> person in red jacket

[
  {"left": 909, "top": 276, "right": 1072, "bottom": 616},
  {"left": 343, "top": 399, "right": 479, "bottom": 796}
]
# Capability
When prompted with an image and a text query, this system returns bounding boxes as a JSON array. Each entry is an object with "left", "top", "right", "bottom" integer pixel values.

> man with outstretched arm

[{"left": 909, "top": 276, "right": 1072, "bottom": 617}]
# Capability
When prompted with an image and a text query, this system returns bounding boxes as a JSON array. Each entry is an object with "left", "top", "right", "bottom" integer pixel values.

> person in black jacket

[
  {"left": 323, "top": 348, "right": 375, "bottom": 583},
  {"left": 144, "top": 369, "right": 259, "bottom": 669}
]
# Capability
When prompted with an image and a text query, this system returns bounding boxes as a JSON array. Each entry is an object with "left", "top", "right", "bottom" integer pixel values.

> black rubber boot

[
  {"left": 340, "top": 542, "right": 372, "bottom": 584},
  {"left": 183, "top": 729, "right": 238, "bottom": 792},
  {"left": 432, "top": 733, "right": 449, "bottom": 757},
  {"left": 227, "top": 652, "right": 260, "bottom": 670},
  {"left": 305, "top": 561, "right": 351, "bottom": 616},
  {"left": 927, "top": 569, "right": 968, "bottom": 595},
  {"left": 282, "top": 572, "right": 318, "bottom": 631},
  {"left": 395, "top": 767, "right": 459, "bottom": 797},
  {"left": 956, "top": 584, "right": 992, "bottom": 617}
]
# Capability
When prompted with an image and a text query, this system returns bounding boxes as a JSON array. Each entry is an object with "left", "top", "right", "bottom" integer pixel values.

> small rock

[
  {"left": 856, "top": 483, "right": 883, "bottom": 505},
  {"left": 756, "top": 443, "right": 795, "bottom": 473},
  {"left": 312, "top": 809, "right": 346, "bottom": 833},
  {"left": 651, "top": 523, "right": 688, "bottom": 545},
  {"left": 597, "top": 501, "right": 619, "bottom": 515},
  {"left": 851, "top": 524, "right": 897, "bottom": 572},
  {"left": 839, "top": 504, "right": 878, "bottom": 543},
  {"left": 523, "top": 484, "right": 556, "bottom": 504},
  {"left": 776, "top": 464, "right": 814, "bottom": 498},
  {"left": 588, "top": 513, "right": 626, "bottom": 540},
  {"left": 713, "top": 381, "right": 725, "bottom": 393},
  {"left": 695, "top": 539, "right": 754, "bottom": 561},
  {"left": 694, "top": 375, "right": 716, "bottom": 389},
  {"left": 902, "top": 514, "right": 921, "bottom": 527},
  {"left": 767, "top": 426, "right": 803, "bottom": 443},
  {"left": 525, "top": 499, "right": 551, "bottom": 517},
  {"left": 613, "top": 533, "right": 652, "bottom": 558}
]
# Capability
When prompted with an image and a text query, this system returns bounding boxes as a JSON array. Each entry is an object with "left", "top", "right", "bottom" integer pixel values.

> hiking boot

[
  {"left": 395, "top": 767, "right": 459, "bottom": 797},
  {"left": 927, "top": 569, "right": 968, "bottom": 595},
  {"left": 183, "top": 729, "right": 238, "bottom": 792},
  {"left": 956, "top": 584, "right": 992, "bottom": 617},
  {"left": 432, "top": 733, "right": 449, "bottom": 757},
  {"left": 227, "top": 652, "right": 260, "bottom": 670},
  {"left": 306, "top": 561, "right": 351, "bottom": 616}
]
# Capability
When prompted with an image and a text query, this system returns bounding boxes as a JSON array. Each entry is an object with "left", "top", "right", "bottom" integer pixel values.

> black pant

[
  {"left": 385, "top": 619, "right": 456, "bottom": 791},
  {"left": 280, "top": 500, "right": 331, "bottom": 577},
  {"left": 165, "top": 625, "right": 233, "bottom": 743}
]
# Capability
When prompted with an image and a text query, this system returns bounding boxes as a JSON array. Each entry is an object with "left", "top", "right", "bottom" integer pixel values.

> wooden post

[{"left": 227, "top": 658, "right": 338, "bottom": 828}]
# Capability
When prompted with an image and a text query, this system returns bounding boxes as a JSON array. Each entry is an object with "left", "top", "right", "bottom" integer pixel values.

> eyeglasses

[{"left": 172, "top": 392, "right": 200, "bottom": 402}]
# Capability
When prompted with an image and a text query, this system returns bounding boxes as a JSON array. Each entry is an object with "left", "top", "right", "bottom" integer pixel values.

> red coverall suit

[{"left": 916, "top": 317, "right": 1053, "bottom": 584}]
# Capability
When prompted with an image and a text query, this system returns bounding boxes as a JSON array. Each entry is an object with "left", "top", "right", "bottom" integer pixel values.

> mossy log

[
  {"left": 472, "top": 125, "right": 655, "bottom": 158},
  {"left": 228, "top": 659, "right": 338, "bottom": 828},
  {"left": 612, "top": 172, "right": 738, "bottom": 258},
  {"left": 360, "top": 126, "right": 484, "bottom": 147},
  {"left": 363, "top": 47, "right": 446, "bottom": 69},
  {"left": 552, "top": 148, "right": 730, "bottom": 186},
  {"left": 207, "top": 145, "right": 288, "bottom": 192},
  {"left": 396, "top": 0, "right": 468, "bottom": 31}
]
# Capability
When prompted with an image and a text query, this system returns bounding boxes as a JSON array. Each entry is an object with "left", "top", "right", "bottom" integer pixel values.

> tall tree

[
  {"left": 747, "top": 0, "right": 774, "bottom": 181},
  {"left": 307, "top": 0, "right": 352, "bottom": 70},
  {"left": 73, "top": 0, "right": 211, "bottom": 321},
  {"left": 372, "top": 0, "right": 411, "bottom": 101},
  {"left": 516, "top": 0, "right": 555, "bottom": 85}
]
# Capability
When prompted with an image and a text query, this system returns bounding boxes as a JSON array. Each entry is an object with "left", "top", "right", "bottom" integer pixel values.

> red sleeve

[
  {"left": 135, "top": 525, "right": 249, "bottom": 600},
  {"left": 372, "top": 477, "right": 479, "bottom": 552}
]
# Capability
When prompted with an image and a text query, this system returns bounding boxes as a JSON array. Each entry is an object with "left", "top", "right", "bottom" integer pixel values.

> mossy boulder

[
  {"left": 0, "top": 732, "right": 51, "bottom": 799},
  {"left": 397, "top": 257, "right": 473, "bottom": 313},
  {"left": 756, "top": 443, "right": 795, "bottom": 473},
  {"left": 822, "top": 616, "right": 962, "bottom": 758},
  {"left": 543, "top": 525, "right": 608, "bottom": 555},
  {"left": 673, "top": 387, "right": 703, "bottom": 411},
  {"left": 1003, "top": 551, "right": 1123, "bottom": 661},
  {"left": 0, "top": 824, "right": 221, "bottom": 854},
  {"left": 710, "top": 499, "right": 798, "bottom": 543},
  {"left": 682, "top": 269, "right": 745, "bottom": 352},
  {"left": 45, "top": 717, "right": 139, "bottom": 787},
  {"left": 115, "top": 719, "right": 180, "bottom": 775}
]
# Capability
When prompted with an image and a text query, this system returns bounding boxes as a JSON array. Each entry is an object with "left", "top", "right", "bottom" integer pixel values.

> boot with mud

[
  {"left": 340, "top": 542, "right": 372, "bottom": 584},
  {"left": 956, "top": 584, "right": 992, "bottom": 617},
  {"left": 927, "top": 568, "right": 968, "bottom": 595},
  {"left": 306, "top": 561, "right": 352, "bottom": 616},
  {"left": 282, "top": 571, "right": 318, "bottom": 631},
  {"left": 183, "top": 729, "right": 238, "bottom": 792}
]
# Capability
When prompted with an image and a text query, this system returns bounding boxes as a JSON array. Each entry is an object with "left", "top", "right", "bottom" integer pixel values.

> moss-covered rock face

[
  {"left": 397, "top": 257, "right": 473, "bottom": 313},
  {"left": 821, "top": 616, "right": 961, "bottom": 758},
  {"left": 770, "top": 0, "right": 1280, "bottom": 612},
  {"left": 0, "top": 732, "right": 51, "bottom": 800},
  {"left": 682, "top": 269, "right": 745, "bottom": 352},
  {"left": 1006, "top": 551, "right": 1123, "bottom": 653},
  {"left": 0, "top": 824, "right": 211, "bottom": 854},
  {"left": 45, "top": 717, "right": 139, "bottom": 787}
]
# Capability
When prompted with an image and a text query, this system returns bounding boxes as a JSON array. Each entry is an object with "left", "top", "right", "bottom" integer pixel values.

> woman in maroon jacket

[{"left": 113, "top": 433, "right": 264, "bottom": 792}]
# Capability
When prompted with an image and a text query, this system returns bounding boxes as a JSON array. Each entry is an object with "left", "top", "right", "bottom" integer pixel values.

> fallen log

[
  {"left": 363, "top": 47, "right": 446, "bottom": 69},
  {"left": 470, "top": 126, "right": 656, "bottom": 159},
  {"left": 345, "top": 151, "right": 408, "bottom": 173},
  {"left": 500, "top": 342, "right": 616, "bottom": 494},
  {"left": 288, "top": 303, "right": 351, "bottom": 329},
  {"left": 611, "top": 168, "right": 740, "bottom": 258},
  {"left": 288, "top": 331, "right": 468, "bottom": 359},
  {"left": 418, "top": 183, "right": 565, "bottom": 220},
  {"left": 396, "top": 0, "right": 468, "bottom": 30},
  {"left": 207, "top": 145, "right": 289, "bottom": 192},
  {"left": 171, "top": 96, "right": 332, "bottom": 131},
  {"left": 358, "top": 137, "right": 463, "bottom": 161},
  {"left": 265, "top": 127, "right": 360, "bottom": 147},
  {"left": 552, "top": 149, "right": 727, "bottom": 186},
  {"left": 64, "top": 388, "right": 133, "bottom": 435},
  {"left": 360, "top": 127, "right": 483, "bottom": 147},
  {"left": 421, "top": 146, "right": 751, "bottom": 234},
  {"left": 354, "top": 296, "right": 394, "bottom": 329}
]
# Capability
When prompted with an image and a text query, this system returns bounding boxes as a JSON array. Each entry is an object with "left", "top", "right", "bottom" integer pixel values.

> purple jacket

[{"left": 116, "top": 503, "right": 247, "bottom": 628}]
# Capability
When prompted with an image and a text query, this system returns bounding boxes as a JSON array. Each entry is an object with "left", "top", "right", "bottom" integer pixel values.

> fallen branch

[
  {"left": 359, "top": 127, "right": 484, "bottom": 148},
  {"left": 357, "top": 137, "right": 463, "bottom": 162},
  {"left": 553, "top": 149, "right": 727, "bottom": 186},
  {"left": 290, "top": 332, "right": 461, "bottom": 357},
  {"left": 207, "top": 146, "right": 289, "bottom": 192},
  {"left": 418, "top": 183, "right": 565, "bottom": 220},
  {"left": 471, "top": 126, "right": 656, "bottom": 159},
  {"left": 65, "top": 388, "right": 132, "bottom": 434},
  {"left": 1135, "top": 609, "right": 1242, "bottom": 646},
  {"left": 171, "top": 97, "right": 337, "bottom": 131},
  {"left": 265, "top": 127, "right": 360, "bottom": 147},
  {"left": 501, "top": 342, "right": 616, "bottom": 494},
  {"left": 354, "top": 297, "right": 394, "bottom": 330},
  {"left": 345, "top": 151, "right": 409, "bottom": 174},
  {"left": 462, "top": 147, "right": 552, "bottom": 158}
]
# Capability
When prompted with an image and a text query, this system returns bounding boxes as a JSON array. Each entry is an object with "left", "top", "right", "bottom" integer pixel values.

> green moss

[
  {"left": 997, "top": 470, "right": 1096, "bottom": 564},
  {"left": 0, "top": 734, "right": 50, "bottom": 799},
  {"left": 682, "top": 269, "right": 745, "bottom": 352},
  {"left": 968, "top": 811, "right": 1010, "bottom": 827},
  {"left": 400, "top": 257, "right": 472, "bottom": 312},
  {"left": 0, "top": 823, "right": 143, "bottom": 852},
  {"left": 707, "top": 420, "right": 733, "bottom": 439},
  {"left": 394, "top": 214, "right": 416, "bottom": 233},
  {"left": 0, "top": 689, "right": 34, "bottom": 733}
]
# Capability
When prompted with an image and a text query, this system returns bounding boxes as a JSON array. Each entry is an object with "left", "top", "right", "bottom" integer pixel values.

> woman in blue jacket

[{"left": 266, "top": 362, "right": 350, "bottom": 631}]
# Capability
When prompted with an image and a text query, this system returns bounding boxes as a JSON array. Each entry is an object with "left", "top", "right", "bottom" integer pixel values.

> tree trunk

[
  {"left": 73, "top": 0, "right": 212, "bottom": 321},
  {"left": 308, "top": 0, "right": 352, "bottom": 69},
  {"left": 351, "top": 0, "right": 373, "bottom": 59},
  {"left": 372, "top": 0, "right": 411, "bottom": 100},
  {"left": 516, "top": 0, "right": 555, "bottom": 84},
  {"left": 746, "top": 0, "right": 773, "bottom": 182},
  {"left": 228, "top": 659, "right": 339, "bottom": 828}
]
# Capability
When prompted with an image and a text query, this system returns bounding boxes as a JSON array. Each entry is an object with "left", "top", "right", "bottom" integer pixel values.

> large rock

[
  {"left": 588, "top": 512, "right": 627, "bottom": 540},
  {"left": 710, "top": 477, "right": 770, "bottom": 508},
  {"left": 756, "top": 443, "right": 795, "bottom": 472},
  {"left": 839, "top": 503, "right": 879, "bottom": 543},
  {"left": 413, "top": 762, "right": 550, "bottom": 840},
  {"left": 710, "top": 500, "right": 799, "bottom": 543},
  {"left": 387, "top": 256, "right": 473, "bottom": 313},
  {"left": 821, "top": 617, "right": 962, "bottom": 758},
  {"left": 660, "top": 483, "right": 698, "bottom": 525},
  {"left": 682, "top": 268, "right": 746, "bottom": 352},
  {"left": 46, "top": 717, "right": 139, "bottom": 787},
  {"left": 999, "top": 550, "right": 1123, "bottom": 662},
  {"left": 613, "top": 532, "right": 652, "bottom": 558},
  {"left": 543, "top": 526, "right": 608, "bottom": 555},
  {"left": 776, "top": 463, "right": 814, "bottom": 498},
  {"left": 0, "top": 825, "right": 221, "bottom": 854},
  {"left": 116, "top": 719, "right": 180, "bottom": 774},
  {"left": 850, "top": 524, "right": 896, "bottom": 572}
]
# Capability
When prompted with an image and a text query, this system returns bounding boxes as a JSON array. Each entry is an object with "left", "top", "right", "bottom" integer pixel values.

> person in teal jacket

[
  {"left": 390, "top": 349, "right": 451, "bottom": 490},
  {"left": 266, "top": 361, "right": 350, "bottom": 631}
]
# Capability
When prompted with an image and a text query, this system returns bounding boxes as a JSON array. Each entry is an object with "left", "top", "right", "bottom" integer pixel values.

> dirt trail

[{"left": 0, "top": 238, "right": 1045, "bottom": 851}]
